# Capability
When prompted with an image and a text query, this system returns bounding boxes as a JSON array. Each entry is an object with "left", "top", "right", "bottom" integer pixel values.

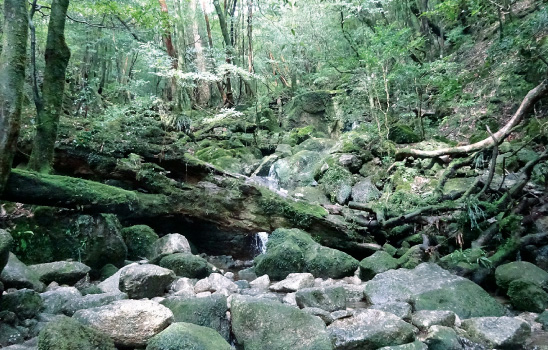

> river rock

[
  {"left": 351, "top": 177, "right": 381, "bottom": 203},
  {"left": 461, "top": 316, "right": 531, "bottom": 349},
  {"left": 37, "top": 315, "right": 116, "bottom": 350},
  {"left": 495, "top": 261, "right": 548, "bottom": 290},
  {"left": 424, "top": 326, "right": 463, "bottom": 350},
  {"left": 1, "top": 253, "right": 45, "bottom": 292},
  {"left": 158, "top": 253, "right": 211, "bottom": 278},
  {"left": 231, "top": 295, "right": 333, "bottom": 350},
  {"left": 119, "top": 264, "right": 175, "bottom": 299},
  {"left": 270, "top": 150, "right": 324, "bottom": 189},
  {"left": 29, "top": 261, "right": 90, "bottom": 285},
  {"left": 238, "top": 267, "right": 257, "bottom": 281},
  {"left": 303, "top": 307, "right": 334, "bottom": 325},
  {"left": 0, "top": 289, "right": 43, "bottom": 320},
  {"left": 40, "top": 287, "right": 81, "bottom": 314},
  {"left": 411, "top": 310, "right": 457, "bottom": 330},
  {"left": 208, "top": 272, "right": 238, "bottom": 293},
  {"left": 270, "top": 272, "right": 315, "bottom": 292},
  {"left": 537, "top": 310, "right": 548, "bottom": 330},
  {"left": 145, "top": 322, "right": 232, "bottom": 350},
  {"left": 296, "top": 286, "right": 346, "bottom": 312},
  {"left": 320, "top": 166, "right": 353, "bottom": 204},
  {"left": 169, "top": 277, "right": 195, "bottom": 297},
  {"left": 364, "top": 263, "right": 505, "bottom": 318},
  {"left": 378, "top": 340, "right": 428, "bottom": 350},
  {"left": 0, "top": 229, "right": 13, "bottom": 274},
  {"left": 327, "top": 309, "right": 415, "bottom": 349},
  {"left": 370, "top": 302, "right": 412, "bottom": 321},
  {"left": 0, "top": 323, "right": 25, "bottom": 348},
  {"left": 121, "top": 225, "right": 159, "bottom": 261},
  {"left": 149, "top": 234, "right": 191, "bottom": 262},
  {"left": 359, "top": 251, "right": 399, "bottom": 281},
  {"left": 507, "top": 278, "right": 548, "bottom": 312},
  {"left": 161, "top": 294, "right": 230, "bottom": 340},
  {"left": 249, "top": 274, "right": 270, "bottom": 289},
  {"left": 63, "top": 291, "right": 128, "bottom": 316},
  {"left": 72, "top": 299, "right": 173, "bottom": 347}
]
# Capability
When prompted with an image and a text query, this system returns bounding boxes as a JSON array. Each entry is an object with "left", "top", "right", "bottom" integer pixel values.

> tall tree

[
  {"left": 0, "top": 0, "right": 29, "bottom": 193},
  {"left": 213, "top": 0, "right": 235, "bottom": 106},
  {"left": 28, "top": 0, "right": 71, "bottom": 173},
  {"left": 201, "top": 0, "right": 227, "bottom": 105},
  {"left": 190, "top": 0, "right": 211, "bottom": 106}
]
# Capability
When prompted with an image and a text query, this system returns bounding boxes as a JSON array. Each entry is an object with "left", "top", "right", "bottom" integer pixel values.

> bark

[
  {"left": 158, "top": 0, "right": 178, "bottom": 102},
  {"left": 213, "top": 0, "right": 235, "bottom": 106},
  {"left": 0, "top": 0, "right": 28, "bottom": 193},
  {"left": 396, "top": 79, "right": 548, "bottom": 160},
  {"left": 190, "top": 0, "right": 210, "bottom": 106},
  {"left": 28, "top": 0, "right": 71, "bottom": 174},
  {"left": 201, "top": 0, "right": 227, "bottom": 104}
]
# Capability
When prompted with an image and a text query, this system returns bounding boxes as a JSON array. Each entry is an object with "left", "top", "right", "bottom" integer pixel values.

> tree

[
  {"left": 28, "top": 0, "right": 71, "bottom": 174},
  {"left": 0, "top": 0, "right": 29, "bottom": 193},
  {"left": 213, "top": 0, "right": 235, "bottom": 106}
]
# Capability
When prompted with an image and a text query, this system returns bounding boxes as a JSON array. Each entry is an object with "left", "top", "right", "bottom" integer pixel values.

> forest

[{"left": 0, "top": 0, "right": 547, "bottom": 349}]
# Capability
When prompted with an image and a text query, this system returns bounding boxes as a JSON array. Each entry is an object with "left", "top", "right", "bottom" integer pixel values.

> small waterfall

[{"left": 253, "top": 232, "right": 269, "bottom": 256}]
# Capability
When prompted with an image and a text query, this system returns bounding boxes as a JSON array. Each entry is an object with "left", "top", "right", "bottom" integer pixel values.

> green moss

[
  {"left": 288, "top": 125, "right": 316, "bottom": 146},
  {"left": 258, "top": 188, "right": 327, "bottom": 228},
  {"left": 159, "top": 253, "right": 212, "bottom": 278},
  {"left": 319, "top": 166, "right": 353, "bottom": 204},
  {"left": 121, "top": 225, "right": 159, "bottom": 260},
  {"left": 388, "top": 125, "right": 420, "bottom": 144},
  {"left": 146, "top": 322, "right": 232, "bottom": 350},
  {"left": 38, "top": 315, "right": 116, "bottom": 350}
]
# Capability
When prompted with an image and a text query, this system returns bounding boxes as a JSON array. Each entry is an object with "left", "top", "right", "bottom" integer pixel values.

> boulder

[
  {"left": 169, "top": 278, "right": 196, "bottom": 297},
  {"left": 0, "top": 289, "right": 43, "bottom": 319},
  {"left": 495, "top": 261, "right": 548, "bottom": 290},
  {"left": 320, "top": 166, "right": 353, "bottom": 205},
  {"left": 97, "top": 263, "right": 138, "bottom": 293},
  {"left": 295, "top": 286, "right": 346, "bottom": 312},
  {"left": 40, "top": 287, "right": 81, "bottom": 314},
  {"left": 411, "top": 310, "right": 456, "bottom": 330},
  {"left": 284, "top": 91, "right": 335, "bottom": 134},
  {"left": 536, "top": 310, "right": 548, "bottom": 330},
  {"left": 37, "top": 315, "right": 116, "bottom": 350},
  {"left": 1, "top": 253, "right": 45, "bottom": 292},
  {"left": 63, "top": 291, "right": 128, "bottom": 316},
  {"left": 327, "top": 309, "right": 415, "bottom": 349},
  {"left": 121, "top": 225, "right": 159, "bottom": 261},
  {"left": 99, "top": 264, "right": 118, "bottom": 280},
  {"left": 359, "top": 251, "right": 399, "bottom": 281},
  {"left": 423, "top": 326, "right": 463, "bottom": 350},
  {"left": 270, "top": 150, "right": 324, "bottom": 189},
  {"left": 369, "top": 302, "right": 412, "bottom": 321},
  {"left": 507, "top": 278, "right": 548, "bottom": 312},
  {"left": 0, "top": 323, "right": 25, "bottom": 348},
  {"left": 149, "top": 234, "right": 191, "bottom": 261},
  {"left": 158, "top": 253, "right": 211, "bottom": 278},
  {"left": 302, "top": 307, "right": 334, "bottom": 325},
  {"left": 161, "top": 294, "right": 230, "bottom": 340},
  {"left": 0, "top": 229, "right": 13, "bottom": 274},
  {"left": 338, "top": 154, "right": 363, "bottom": 173},
  {"left": 249, "top": 274, "right": 270, "bottom": 289},
  {"left": 231, "top": 295, "right": 333, "bottom": 350},
  {"left": 255, "top": 228, "right": 359, "bottom": 280},
  {"left": 270, "top": 273, "right": 315, "bottom": 292},
  {"left": 145, "top": 322, "right": 232, "bottom": 350},
  {"left": 364, "top": 263, "right": 505, "bottom": 318},
  {"left": 388, "top": 125, "right": 420, "bottom": 144},
  {"left": 119, "top": 264, "right": 175, "bottom": 299},
  {"left": 351, "top": 178, "right": 381, "bottom": 203},
  {"left": 238, "top": 267, "right": 257, "bottom": 282},
  {"left": 72, "top": 299, "right": 173, "bottom": 348},
  {"left": 461, "top": 316, "right": 531, "bottom": 349},
  {"left": 29, "top": 261, "right": 90, "bottom": 285},
  {"left": 378, "top": 340, "right": 428, "bottom": 350}
]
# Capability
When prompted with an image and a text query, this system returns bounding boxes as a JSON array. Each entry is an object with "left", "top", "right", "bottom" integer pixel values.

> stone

[
  {"left": 338, "top": 154, "right": 363, "bottom": 173},
  {"left": 37, "top": 315, "right": 116, "bottom": 350},
  {"left": 461, "top": 316, "right": 531, "bottom": 349},
  {"left": 284, "top": 91, "right": 334, "bottom": 134},
  {"left": 495, "top": 261, "right": 548, "bottom": 290},
  {"left": 0, "top": 289, "right": 43, "bottom": 319},
  {"left": 72, "top": 299, "right": 173, "bottom": 348},
  {"left": 302, "top": 307, "right": 334, "bottom": 325},
  {"left": 170, "top": 277, "right": 195, "bottom": 297},
  {"left": 388, "top": 125, "right": 420, "bottom": 144},
  {"left": 207, "top": 273, "right": 238, "bottom": 293},
  {"left": 161, "top": 294, "right": 230, "bottom": 340},
  {"left": 270, "top": 150, "right": 324, "bottom": 190},
  {"left": 119, "top": 264, "right": 175, "bottom": 299},
  {"left": 320, "top": 166, "right": 353, "bottom": 205},
  {"left": 507, "top": 278, "right": 548, "bottom": 312},
  {"left": 424, "top": 326, "right": 463, "bottom": 350},
  {"left": 99, "top": 264, "right": 118, "bottom": 281},
  {"left": 378, "top": 340, "right": 428, "bottom": 350},
  {"left": 359, "top": 251, "right": 399, "bottom": 281},
  {"left": 235, "top": 280, "right": 250, "bottom": 289},
  {"left": 0, "top": 229, "right": 13, "bottom": 275},
  {"left": 0, "top": 323, "right": 24, "bottom": 348},
  {"left": 327, "top": 309, "right": 415, "bottom": 349},
  {"left": 351, "top": 178, "right": 381, "bottom": 203},
  {"left": 29, "top": 261, "right": 91, "bottom": 285},
  {"left": 296, "top": 286, "right": 346, "bottom": 312},
  {"left": 370, "top": 302, "right": 412, "bottom": 321},
  {"left": 231, "top": 295, "right": 333, "bottom": 350},
  {"left": 63, "top": 291, "right": 128, "bottom": 316},
  {"left": 146, "top": 322, "right": 232, "bottom": 350},
  {"left": 283, "top": 292, "right": 297, "bottom": 306},
  {"left": 1, "top": 253, "right": 45, "bottom": 292},
  {"left": 121, "top": 225, "right": 159, "bottom": 261},
  {"left": 341, "top": 283, "right": 366, "bottom": 302},
  {"left": 270, "top": 273, "right": 315, "bottom": 292},
  {"left": 238, "top": 267, "right": 257, "bottom": 281},
  {"left": 158, "top": 253, "right": 211, "bottom": 278},
  {"left": 537, "top": 310, "right": 548, "bottom": 330},
  {"left": 411, "top": 310, "right": 456, "bottom": 330},
  {"left": 249, "top": 274, "right": 270, "bottom": 289},
  {"left": 97, "top": 263, "right": 138, "bottom": 293},
  {"left": 149, "top": 233, "right": 191, "bottom": 261},
  {"left": 364, "top": 263, "right": 505, "bottom": 318},
  {"left": 40, "top": 287, "right": 81, "bottom": 314}
]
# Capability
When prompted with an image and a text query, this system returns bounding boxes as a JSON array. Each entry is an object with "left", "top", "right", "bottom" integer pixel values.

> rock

[
  {"left": 0, "top": 289, "right": 43, "bottom": 319},
  {"left": 121, "top": 225, "right": 159, "bottom": 261},
  {"left": 97, "top": 263, "right": 134, "bottom": 293},
  {"left": 207, "top": 273, "right": 238, "bottom": 293},
  {"left": 37, "top": 315, "right": 116, "bottom": 350},
  {"left": 378, "top": 340, "right": 428, "bottom": 350},
  {"left": 364, "top": 263, "right": 505, "bottom": 318},
  {"left": 338, "top": 154, "right": 363, "bottom": 173},
  {"left": 536, "top": 245, "right": 548, "bottom": 271},
  {"left": 170, "top": 277, "right": 195, "bottom": 297},
  {"left": 424, "top": 326, "right": 463, "bottom": 350},
  {"left": 351, "top": 178, "right": 381, "bottom": 203},
  {"left": 40, "top": 287, "right": 81, "bottom": 314},
  {"left": 320, "top": 166, "right": 353, "bottom": 205},
  {"left": 341, "top": 283, "right": 365, "bottom": 302},
  {"left": 158, "top": 253, "right": 211, "bottom": 278},
  {"left": 161, "top": 294, "right": 230, "bottom": 340},
  {"left": 119, "top": 264, "right": 175, "bottom": 299},
  {"left": 0, "top": 323, "right": 25, "bottom": 347},
  {"left": 29, "top": 261, "right": 91, "bottom": 285},
  {"left": 461, "top": 316, "right": 531, "bottom": 349},
  {"left": 397, "top": 245, "right": 426, "bottom": 269},
  {"left": 235, "top": 280, "right": 250, "bottom": 289},
  {"left": 283, "top": 292, "right": 297, "bottom": 306},
  {"left": 238, "top": 268, "right": 257, "bottom": 281},
  {"left": 249, "top": 274, "right": 270, "bottom": 289},
  {"left": 327, "top": 309, "right": 415, "bottom": 349},
  {"left": 63, "top": 291, "right": 128, "bottom": 316},
  {"left": 495, "top": 261, "right": 548, "bottom": 290},
  {"left": 0, "top": 229, "right": 13, "bottom": 274},
  {"left": 145, "top": 322, "right": 232, "bottom": 350},
  {"left": 149, "top": 233, "right": 191, "bottom": 262},
  {"left": 302, "top": 307, "right": 334, "bottom": 325},
  {"left": 231, "top": 295, "right": 333, "bottom": 350},
  {"left": 1, "top": 253, "right": 45, "bottom": 292},
  {"left": 359, "top": 251, "right": 399, "bottom": 281},
  {"left": 270, "top": 273, "right": 315, "bottom": 292},
  {"left": 388, "top": 125, "right": 420, "bottom": 144},
  {"left": 507, "top": 278, "right": 548, "bottom": 312},
  {"left": 537, "top": 310, "right": 548, "bottom": 330},
  {"left": 72, "top": 299, "right": 173, "bottom": 348},
  {"left": 296, "top": 286, "right": 346, "bottom": 312},
  {"left": 99, "top": 264, "right": 118, "bottom": 281},
  {"left": 370, "top": 302, "right": 412, "bottom": 321},
  {"left": 284, "top": 91, "right": 335, "bottom": 134},
  {"left": 270, "top": 150, "right": 324, "bottom": 189},
  {"left": 255, "top": 228, "right": 359, "bottom": 280},
  {"left": 411, "top": 310, "right": 456, "bottom": 330}
]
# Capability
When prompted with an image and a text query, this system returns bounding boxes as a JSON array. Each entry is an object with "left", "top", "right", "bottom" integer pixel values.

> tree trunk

[
  {"left": 158, "top": 0, "right": 178, "bottom": 102},
  {"left": 28, "top": 0, "right": 71, "bottom": 174},
  {"left": 190, "top": 0, "right": 211, "bottom": 106},
  {"left": 213, "top": 0, "right": 235, "bottom": 106},
  {"left": 0, "top": 0, "right": 28, "bottom": 193}
]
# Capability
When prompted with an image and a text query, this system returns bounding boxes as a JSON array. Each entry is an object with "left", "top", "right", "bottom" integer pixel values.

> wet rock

[
  {"left": 158, "top": 253, "right": 211, "bottom": 279},
  {"left": 146, "top": 322, "right": 232, "bottom": 350},
  {"left": 1, "top": 253, "right": 45, "bottom": 292},
  {"left": 359, "top": 251, "right": 399, "bottom": 281},
  {"left": 148, "top": 233, "right": 191, "bottom": 262},
  {"left": 351, "top": 177, "right": 381, "bottom": 203},
  {"left": 29, "top": 261, "right": 90, "bottom": 285},
  {"left": 0, "top": 289, "right": 43, "bottom": 320},
  {"left": 370, "top": 302, "right": 412, "bottom": 321},
  {"left": 424, "top": 326, "right": 463, "bottom": 350},
  {"left": 37, "top": 315, "right": 116, "bottom": 350},
  {"left": 73, "top": 299, "right": 173, "bottom": 348},
  {"left": 63, "top": 291, "right": 128, "bottom": 316},
  {"left": 119, "top": 264, "right": 175, "bottom": 299},
  {"left": 270, "top": 273, "right": 315, "bottom": 292},
  {"left": 296, "top": 286, "right": 346, "bottom": 312},
  {"left": 121, "top": 225, "right": 159, "bottom": 261},
  {"left": 461, "top": 316, "right": 531, "bottom": 349},
  {"left": 40, "top": 287, "right": 81, "bottom": 314},
  {"left": 495, "top": 261, "right": 548, "bottom": 290},
  {"left": 411, "top": 310, "right": 456, "bottom": 330}
]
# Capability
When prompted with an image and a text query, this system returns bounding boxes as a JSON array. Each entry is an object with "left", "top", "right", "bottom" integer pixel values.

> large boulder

[
  {"left": 149, "top": 234, "right": 191, "bottom": 262},
  {"left": 73, "top": 299, "right": 173, "bottom": 348},
  {"left": 411, "top": 310, "right": 456, "bottom": 330},
  {"left": 1, "top": 253, "right": 45, "bottom": 292},
  {"left": 327, "top": 309, "right": 415, "bottom": 349},
  {"left": 161, "top": 295, "right": 230, "bottom": 340},
  {"left": 364, "top": 263, "right": 505, "bottom": 319},
  {"left": 351, "top": 178, "right": 381, "bottom": 203},
  {"left": 269, "top": 273, "right": 315, "bottom": 292},
  {"left": 97, "top": 263, "right": 138, "bottom": 293},
  {"left": 121, "top": 225, "right": 159, "bottom": 261},
  {"left": 254, "top": 228, "right": 359, "bottom": 280},
  {"left": 495, "top": 261, "right": 548, "bottom": 290},
  {"left": 359, "top": 251, "right": 399, "bottom": 281},
  {"left": 146, "top": 322, "right": 232, "bottom": 350},
  {"left": 320, "top": 166, "right": 353, "bottom": 205},
  {"left": 118, "top": 264, "right": 175, "bottom": 299},
  {"left": 507, "top": 278, "right": 548, "bottom": 312},
  {"left": 158, "top": 253, "right": 212, "bottom": 278},
  {"left": 37, "top": 315, "right": 116, "bottom": 350},
  {"left": 0, "top": 289, "right": 43, "bottom": 319},
  {"left": 284, "top": 91, "right": 335, "bottom": 134},
  {"left": 270, "top": 150, "right": 324, "bottom": 190},
  {"left": 231, "top": 295, "right": 333, "bottom": 350},
  {"left": 29, "top": 261, "right": 90, "bottom": 285},
  {"left": 423, "top": 326, "right": 463, "bottom": 350},
  {"left": 40, "top": 287, "right": 81, "bottom": 314},
  {"left": 295, "top": 286, "right": 346, "bottom": 312},
  {"left": 63, "top": 291, "right": 128, "bottom": 316},
  {"left": 461, "top": 317, "right": 531, "bottom": 349},
  {"left": 0, "top": 229, "right": 13, "bottom": 274},
  {"left": 388, "top": 125, "right": 420, "bottom": 144}
]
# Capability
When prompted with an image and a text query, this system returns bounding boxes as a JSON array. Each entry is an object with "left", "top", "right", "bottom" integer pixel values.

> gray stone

[
  {"left": 461, "top": 316, "right": 531, "bottom": 349},
  {"left": 359, "top": 251, "right": 399, "bottom": 281},
  {"left": 495, "top": 261, "right": 548, "bottom": 290},
  {"left": 302, "top": 307, "right": 334, "bottom": 325},
  {"left": 370, "top": 302, "right": 412, "bottom": 321},
  {"left": 249, "top": 274, "right": 270, "bottom": 289},
  {"left": 270, "top": 150, "right": 324, "bottom": 189},
  {"left": 0, "top": 229, "right": 13, "bottom": 275},
  {"left": 378, "top": 340, "right": 428, "bottom": 350},
  {"left": 0, "top": 323, "right": 24, "bottom": 348},
  {"left": 63, "top": 291, "right": 128, "bottom": 316},
  {"left": 149, "top": 234, "right": 191, "bottom": 261},
  {"left": 339, "top": 154, "right": 363, "bottom": 173},
  {"left": 73, "top": 299, "right": 173, "bottom": 348},
  {"left": 37, "top": 315, "right": 116, "bottom": 350},
  {"left": 238, "top": 267, "right": 257, "bottom": 282},
  {"left": 424, "top": 326, "right": 463, "bottom": 350},
  {"left": 270, "top": 273, "right": 315, "bottom": 292},
  {"left": 537, "top": 310, "right": 548, "bottom": 330},
  {"left": 411, "top": 310, "right": 457, "bottom": 330},
  {"left": 0, "top": 289, "right": 43, "bottom": 319},
  {"left": 97, "top": 263, "right": 137, "bottom": 293},
  {"left": 158, "top": 253, "right": 211, "bottom": 279},
  {"left": 207, "top": 273, "right": 238, "bottom": 293},
  {"left": 29, "top": 261, "right": 90, "bottom": 285},
  {"left": 296, "top": 286, "right": 346, "bottom": 312},
  {"left": 119, "top": 264, "right": 175, "bottom": 299},
  {"left": 169, "top": 277, "right": 195, "bottom": 297},
  {"left": 351, "top": 178, "right": 381, "bottom": 203},
  {"left": 146, "top": 322, "right": 232, "bottom": 350},
  {"left": 1, "top": 253, "right": 45, "bottom": 292},
  {"left": 40, "top": 287, "right": 81, "bottom": 314}
]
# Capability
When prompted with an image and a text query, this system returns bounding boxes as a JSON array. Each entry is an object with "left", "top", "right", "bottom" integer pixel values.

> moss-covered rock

[
  {"left": 0, "top": 253, "right": 45, "bottom": 291},
  {"left": 0, "top": 229, "right": 13, "bottom": 275},
  {"left": 423, "top": 325, "right": 462, "bottom": 350},
  {"left": 319, "top": 166, "right": 353, "bottom": 205},
  {"left": 158, "top": 253, "right": 212, "bottom": 279},
  {"left": 359, "top": 251, "right": 400, "bottom": 281},
  {"left": 284, "top": 91, "right": 335, "bottom": 135},
  {"left": 99, "top": 263, "right": 118, "bottom": 281},
  {"left": 29, "top": 261, "right": 91, "bottom": 285},
  {"left": 388, "top": 125, "right": 420, "bottom": 144},
  {"left": 507, "top": 279, "right": 548, "bottom": 312},
  {"left": 0, "top": 288, "right": 43, "bottom": 319},
  {"left": 270, "top": 150, "right": 324, "bottom": 190},
  {"left": 146, "top": 322, "right": 232, "bottom": 350},
  {"left": 38, "top": 315, "right": 116, "bottom": 350},
  {"left": 495, "top": 261, "right": 548, "bottom": 290},
  {"left": 121, "top": 225, "right": 159, "bottom": 261}
]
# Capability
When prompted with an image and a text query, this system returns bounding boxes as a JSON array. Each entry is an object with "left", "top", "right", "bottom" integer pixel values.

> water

[{"left": 253, "top": 232, "right": 269, "bottom": 256}]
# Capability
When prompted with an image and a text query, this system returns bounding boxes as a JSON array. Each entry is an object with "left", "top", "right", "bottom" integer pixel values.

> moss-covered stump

[
  {"left": 507, "top": 279, "right": 548, "bottom": 312},
  {"left": 254, "top": 228, "right": 358, "bottom": 280},
  {"left": 231, "top": 295, "right": 333, "bottom": 350},
  {"left": 0, "top": 288, "right": 43, "bottom": 320},
  {"left": 359, "top": 251, "right": 400, "bottom": 281},
  {"left": 0, "top": 229, "right": 13, "bottom": 275},
  {"left": 158, "top": 253, "right": 212, "bottom": 279},
  {"left": 38, "top": 315, "right": 116, "bottom": 350},
  {"left": 121, "top": 225, "right": 159, "bottom": 261},
  {"left": 388, "top": 125, "right": 420, "bottom": 144},
  {"left": 146, "top": 322, "right": 231, "bottom": 350},
  {"left": 495, "top": 261, "right": 548, "bottom": 290}
]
